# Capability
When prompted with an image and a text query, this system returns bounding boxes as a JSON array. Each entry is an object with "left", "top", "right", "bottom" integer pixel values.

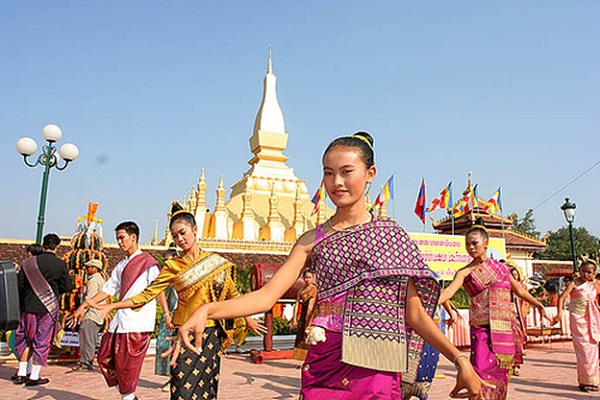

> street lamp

[
  {"left": 560, "top": 197, "right": 577, "bottom": 272},
  {"left": 16, "top": 124, "right": 80, "bottom": 244}
]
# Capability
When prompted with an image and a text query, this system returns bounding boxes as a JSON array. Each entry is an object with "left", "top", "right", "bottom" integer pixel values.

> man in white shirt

[{"left": 73, "top": 221, "right": 167, "bottom": 400}]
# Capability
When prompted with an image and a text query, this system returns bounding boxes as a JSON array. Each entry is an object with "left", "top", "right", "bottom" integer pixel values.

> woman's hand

[
  {"left": 450, "top": 356, "right": 495, "bottom": 399},
  {"left": 164, "top": 314, "right": 175, "bottom": 333},
  {"left": 179, "top": 305, "right": 209, "bottom": 355},
  {"left": 444, "top": 316, "right": 456, "bottom": 327},
  {"left": 245, "top": 317, "right": 268, "bottom": 336},
  {"left": 95, "top": 303, "right": 114, "bottom": 321},
  {"left": 162, "top": 336, "right": 183, "bottom": 367},
  {"left": 538, "top": 306, "right": 551, "bottom": 323}
]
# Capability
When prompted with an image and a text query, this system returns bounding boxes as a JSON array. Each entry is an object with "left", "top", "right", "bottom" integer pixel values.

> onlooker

[
  {"left": 72, "top": 259, "right": 106, "bottom": 371},
  {"left": 290, "top": 269, "right": 317, "bottom": 361},
  {"left": 13, "top": 233, "right": 71, "bottom": 386}
]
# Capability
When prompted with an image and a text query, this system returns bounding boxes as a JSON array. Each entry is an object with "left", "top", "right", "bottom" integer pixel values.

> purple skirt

[
  {"left": 300, "top": 330, "right": 402, "bottom": 400},
  {"left": 470, "top": 324, "right": 509, "bottom": 399}
]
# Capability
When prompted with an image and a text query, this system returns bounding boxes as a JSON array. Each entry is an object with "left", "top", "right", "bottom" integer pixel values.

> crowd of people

[{"left": 7, "top": 131, "right": 600, "bottom": 400}]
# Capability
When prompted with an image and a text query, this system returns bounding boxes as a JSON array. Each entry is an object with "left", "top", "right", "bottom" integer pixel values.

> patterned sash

[
  {"left": 21, "top": 257, "right": 59, "bottom": 316},
  {"left": 463, "top": 258, "right": 516, "bottom": 368},
  {"left": 570, "top": 281, "right": 600, "bottom": 342},
  {"left": 171, "top": 253, "right": 235, "bottom": 301},
  {"left": 171, "top": 252, "right": 238, "bottom": 347},
  {"left": 309, "top": 218, "right": 440, "bottom": 379},
  {"left": 21, "top": 256, "right": 61, "bottom": 338},
  {"left": 120, "top": 252, "right": 158, "bottom": 300}
]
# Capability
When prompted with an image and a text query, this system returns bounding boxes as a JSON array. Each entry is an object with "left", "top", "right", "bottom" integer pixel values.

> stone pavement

[{"left": 0, "top": 341, "right": 597, "bottom": 399}]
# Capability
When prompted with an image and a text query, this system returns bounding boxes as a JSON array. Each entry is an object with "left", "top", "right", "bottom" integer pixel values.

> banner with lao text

[{"left": 408, "top": 232, "right": 506, "bottom": 280}]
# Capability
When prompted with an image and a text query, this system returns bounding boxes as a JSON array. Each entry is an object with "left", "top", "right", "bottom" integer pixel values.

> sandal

[
  {"left": 588, "top": 385, "right": 600, "bottom": 392},
  {"left": 579, "top": 385, "right": 590, "bottom": 392}
]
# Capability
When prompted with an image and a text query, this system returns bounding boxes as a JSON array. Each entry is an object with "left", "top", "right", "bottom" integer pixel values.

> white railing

[{"left": 444, "top": 307, "right": 571, "bottom": 347}]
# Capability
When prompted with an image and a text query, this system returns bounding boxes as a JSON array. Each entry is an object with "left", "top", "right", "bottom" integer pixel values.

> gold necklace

[{"left": 327, "top": 214, "right": 373, "bottom": 232}]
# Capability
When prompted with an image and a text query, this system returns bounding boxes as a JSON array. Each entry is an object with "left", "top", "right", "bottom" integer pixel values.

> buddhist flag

[
  {"left": 371, "top": 192, "right": 384, "bottom": 211},
  {"left": 427, "top": 181, "right": 453, "bottom": 212},
  {"left": 453, "top": 195, "right": 470, "bottom": 218},
  {"left": 371, "top": 175, "right": 394, "bottom": 211},
  {"left": 483, "top": 187, "right": 502, "bottom": 215},
  {"left": 311, "top": 180, "right": 326, "bottom": 215},
  {"left": 414, "top": 179, "right": 427, "bottom": 223},
  {"left": 453, "top": 184, "right": 478, "bottom": 218},
  {"left": 382, "top": 175, "right": 395, "bottom": 201},
  {"left": 471, "top": 184, "right": 479, "bottom": 210}
]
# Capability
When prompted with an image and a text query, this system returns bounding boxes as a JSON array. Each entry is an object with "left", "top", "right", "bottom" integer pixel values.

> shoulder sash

[{"left": 120, "top": 252, "right": 158, "bottom": 300}]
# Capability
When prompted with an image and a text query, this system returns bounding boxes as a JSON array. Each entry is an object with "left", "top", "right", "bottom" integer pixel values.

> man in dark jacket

[{"left": 12, "top": 233, "right": 71, "bottom": 386}]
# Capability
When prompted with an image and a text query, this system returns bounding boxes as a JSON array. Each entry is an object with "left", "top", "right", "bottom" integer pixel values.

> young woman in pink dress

[{"left": 552, "top": 260, "right": 600, "bottom": 392}]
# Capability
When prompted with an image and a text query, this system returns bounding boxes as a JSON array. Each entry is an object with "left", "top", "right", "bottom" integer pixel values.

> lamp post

[
  {"left": 560, "top": 197, "right": 577, "bottom": 272},
  {"left": 16, "top": 124, "right": 79, "bottom": 244}
]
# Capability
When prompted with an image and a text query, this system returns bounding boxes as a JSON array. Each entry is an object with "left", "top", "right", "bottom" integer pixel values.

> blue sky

[{"left": 1, "top": 2, "right": 598, "bottom": 243}]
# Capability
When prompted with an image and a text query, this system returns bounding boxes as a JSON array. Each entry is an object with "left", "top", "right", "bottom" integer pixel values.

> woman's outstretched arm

[
  {"left": 510, "top": 276, "right": 550, "bottom": 321},
  {"left": 438, "top": 267, "right": 469, "bottom": 305}
]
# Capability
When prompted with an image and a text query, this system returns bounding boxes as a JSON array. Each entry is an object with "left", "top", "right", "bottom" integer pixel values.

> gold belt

[{"left": 316, "top": 302, "right": 344, "bottom": 317}]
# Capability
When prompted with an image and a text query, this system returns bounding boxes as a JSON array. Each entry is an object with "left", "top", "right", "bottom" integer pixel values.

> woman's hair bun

[
  {"left": 352, "top": 131, "right": 374, "bottom": 148},
  {"left": 170, "top": 202, "right": 184, "bottom": 215}
]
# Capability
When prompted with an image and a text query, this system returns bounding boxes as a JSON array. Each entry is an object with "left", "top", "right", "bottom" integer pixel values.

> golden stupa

[{"left": 158, "top": 50, "right": 330, "bottom": 254}]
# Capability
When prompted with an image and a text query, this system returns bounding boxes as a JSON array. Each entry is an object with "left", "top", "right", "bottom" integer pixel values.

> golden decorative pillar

[
  {"left": 194, "top": 169, "right": 209, "bottom": 239},
  {"left": 208, "top": 176, "right": 229, "bottom": 239},
  {"left": 259, "top": 181, "right": 285, "bottom": 242},
  {"left": 285, "top": 184, "right": 306, "bottom": 242},
  {"left": 233, "top": 187, "right": 258, "bottom": 241}
]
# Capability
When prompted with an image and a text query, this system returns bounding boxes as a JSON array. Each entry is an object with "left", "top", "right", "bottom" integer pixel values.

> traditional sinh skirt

[
  {"left": 570, "top": 312, "right": 600, "bottom": 386},
  {"left": 293, "top": 301, "right": 312, "bottom": 361},
  {"left": 470, "top": 324, "right": 509, "bottom": 400},
  {"left": 300, "top": 329, "right": 402, "bottom": 400},
  {"left": 170, "top": 326, "right": 224, "bottom": 400}
]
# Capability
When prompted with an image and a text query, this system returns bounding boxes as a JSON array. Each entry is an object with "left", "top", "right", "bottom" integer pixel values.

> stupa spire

[{"left": 252, "top": 48, "right": 285, "bottom": 138}]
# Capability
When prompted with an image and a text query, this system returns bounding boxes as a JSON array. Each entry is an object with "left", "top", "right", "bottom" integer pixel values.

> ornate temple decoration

[{"left": 163, "top": 49, "right": 331, "bottom": 252}]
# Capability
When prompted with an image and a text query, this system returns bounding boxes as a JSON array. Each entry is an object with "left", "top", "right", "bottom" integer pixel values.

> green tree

[
  {"left": 539, "top": 226, "right": 600, "bottom": 261},
  {"left": 509, "top": 209, "right": 540, "bottom": 238}
]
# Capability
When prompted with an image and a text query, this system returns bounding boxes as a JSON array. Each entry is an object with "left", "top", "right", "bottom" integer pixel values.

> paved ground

[{"left": 0, "top": 341, "right": 597, "bottom": 399}]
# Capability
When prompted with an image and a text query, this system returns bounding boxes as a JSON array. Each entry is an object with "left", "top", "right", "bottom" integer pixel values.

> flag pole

[
  {"left": 449, "top": 181, "right": 455, "bottom": 235},
  {"left": 500, "top": 187, "right": 505, "bottom": 239},
  {"left": 393, "top": 172, "right": 397, "bottom": 222}
]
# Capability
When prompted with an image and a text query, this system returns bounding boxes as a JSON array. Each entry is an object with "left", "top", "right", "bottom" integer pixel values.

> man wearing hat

[{"left": 72, "top": 259, "right": 106, "bottom": 371}]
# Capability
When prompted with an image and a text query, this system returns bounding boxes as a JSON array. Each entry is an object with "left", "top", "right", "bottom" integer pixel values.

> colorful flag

[
  {"left": 382, "top": 175, "right": 395, "bottom": 201},
  {"left": 371, "top": 175, "right": 394, "bottom": 211},
  {"left": 483, "top": 187, "right": 502, "bottom": 215},
  {"left": 371, "top": 192, "right": 383, "bottom": 211},
  {"left": 452, "top": 195, "right": 470, "bottom": 218},
  {"left": 453, "top": 184, "right": 478, "bottom": 218},
  {"left": 427, "top": 181, "right": 453, "bottom": 212},
  {"left": 414, "top": 179, "right": 427, "bottom": 223},
  {"left": 311, "top": 180, "right": 326, "bottom": 215},
  {"left": 471, "top": 184, "right": 479, "bottom": 210}
]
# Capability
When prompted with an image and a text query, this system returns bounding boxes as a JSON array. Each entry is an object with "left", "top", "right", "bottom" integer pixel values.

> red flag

[{"left": 414, "top": 179, "right": 427, "bottom": 223}]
